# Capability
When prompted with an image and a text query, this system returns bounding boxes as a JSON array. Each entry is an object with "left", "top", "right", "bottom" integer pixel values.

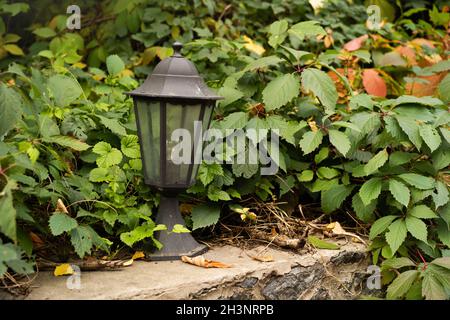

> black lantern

[{"left": 127, "top": 42, "right": 222, "bottom": 260}]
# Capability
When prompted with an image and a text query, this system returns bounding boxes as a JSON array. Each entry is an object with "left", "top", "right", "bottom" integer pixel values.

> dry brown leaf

[
  {"left": 123, "top": 259, "right": 134, "bottom": 267},
  {"left": 30, "top": 231, "right": 45, "bottom": 249},
  {"left": 132, "top": 251, "right": 145, "bottom": 260},
  {"left": 56, "top": 198, "right": 69, "bottom": 213},
  {"left": 325, "top": 221, "right": 367, "bottom": 245},
  {"left": 181, "top": 255, "right": 231, "bottom": 268},
  {"left": 250, "top": 254, "right": 274, "bottom": 262}
]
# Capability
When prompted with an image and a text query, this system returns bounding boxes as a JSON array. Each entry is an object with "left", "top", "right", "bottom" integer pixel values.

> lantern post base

[{"left": 146, "top": 196, "right": 208, "bottom": 261}]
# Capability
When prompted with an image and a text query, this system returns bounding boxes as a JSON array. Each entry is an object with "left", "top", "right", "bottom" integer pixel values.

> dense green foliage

[{"left": 0, "top": 0, "right": 449, "bottom": 299}]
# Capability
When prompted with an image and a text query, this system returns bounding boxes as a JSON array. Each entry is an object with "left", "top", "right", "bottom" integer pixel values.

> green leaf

[
  {"left": 97, "top": 115, "right": 127, "bottom": 136},
  {"left": 218, "top": 86, "right": 243, "bottom": 107},
  {"left": 103, "top": 210, "right": 118, "bottom": 227},
  {"left": 396, "top": 115, "right": 422, "bottom": 150},
  {"left": 171, "top": 224, "right": 190, "bottom": 233},
  {"left": 121, "top": 135, "right": 140, "bottom": 158},
  {"left": 433, "top": 181, "right": 449, "bottom": 210},
  {"left": 352, "top": 194, "right": 376, "bottom": 222},
  {"left": 33, "top": 27, "right": 57, "bottom": 38},
  {"left": 405, "top": 216, "right": 428, "bottom": 243},
  {"left": 70, "top": 226, "right": 93, "bottom": 258},
  {"left": 120, "top": 222, "right": 165, "bottom": 247},
  {"left": 262, "top": 73, "right": 300, "bottom": 111},
  {"left": 328, "top": 130, "right": 351, "bottom": 156},
  {"left": 301, "top": 68, "right": 338, "bottom": 114},
  {"left": 389, "top": 151, "right": 416, "bottom": 167},
  {"left": 297, "top": 170, "right": 314, "bottom": 182},
  {"left": 438, "top": 73, "right": 450, "bottom": 103},
  {"left": 408, "top": 205, "right": 438, "bottom": 219},
  {"left": 244, "top": 56, "right": 284, "bottom": 71},
  {"left": 207, "top": 185, "right": 231, "bottom": 201},
  {"left": 382, "top": 257, "right": 416, "bottom": 270},
  {"left": 191, "top": 204, "right": 221, "bottom": 230},
  {"left": 299, "top": 130, "right": 323, "bottom": 155},
  {"left": 385, "top": 219, "right": 407, "bottom": 254},
  {"left": 369, "top": 215, "right": 398, "bottom": 240},
  {"left": 422, "top": 273, "right": 447, "bottom": 300},
  {"left": 232, "top": 163, "right": 259, "bottom": 179},
  {"left": 386, "top": 270, "right": 419, "bottom": 300},
  {"left": 3, "top": 44, "right": 24, "bottom": 56},
  {"left": 219, "top": 112, "right": 248, "bottom": 130},
  {"left": 89, "top": 167, "right": 110, "bottom": 182},
  {"left": 49, "top": 213, "right": 78, "bottom": 236},
  {"left": 359, "top": 177, "right": 382, "bottom": 206},
  {"left": 314, "top": 147, "right": 329, "bottom": 164},
  {"left": 43, "top": 135, "right": 90, "bottom": 151},
  {"left": 0, "top": 84, "right": 23, "bottom": 138},
  {"left": 398, "top": 173, "right": 435, "bottom": 190},
  {"left": 288, "top": 21, "right": 326, "bottom": 39},
  {"left": 268, "top": 20, "right": 288, "bottom": 48},
  {"left": 431, "top": 257, "right": 450, "bottom": 270},
  {"left": 198, "top": 163, "right": 223, "bottom": 186},
  {"left": 389, "top": 179, "right": 410, "bottom": 207},
  {"left": 0, "top": 181, "right": 17, "bottom": 241},
  {"left": 419, "top": 124, "right": 441, "bottom": 152},
  {"left": 317, "top": 167, "right": 339, "bottom": 180},
  {"left": 307, "top": 235, "right": 339, "bottom": 250},
  {"left": 364, "top": 149, "right": 388, "bottom": 175},
  {"left": 321, "top": 185, "right": 353, "bottom": 213},
  {"left": 93, "top": 142, "right": 123, "bottom": 168},
  {"left": 48, "top": 75, "right": 83, "bottom": 107},
  {"left": 330, "top": 121, "right": 361, "bottom": 132},
  {"left": 106, "top": 54, "right": 125, "bottom": 76}
]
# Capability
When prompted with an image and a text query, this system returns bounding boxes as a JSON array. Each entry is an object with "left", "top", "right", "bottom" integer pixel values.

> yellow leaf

[
  {"left": 121, "top": 69, "right": 134, "bottom": 77},
  {"left": 243, "top": 35, "right": 265, "bottom": 56},
  {"left": 308, "top": 120, "right": 318, "bottom": 132},
  {"left": 132, "top": 251, "right": 145, "bottom": 260},
  {"left": 54, "top": 263, "right": 74, "bottom": 276},
  {"left": 250, "top": 254, "right": 274, "bottom": 262},
  {"left": 72, "top": 62, "right": 86, "bottom": 69},
  {"left": 3, "top": 44, "right": 24, "bottom": 56}
]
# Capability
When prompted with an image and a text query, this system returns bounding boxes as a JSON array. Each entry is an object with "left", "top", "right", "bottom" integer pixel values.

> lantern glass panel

[
  {"left": 135, "top": 100, "right": 161, "bottom": 184},
  {"left": 165, "top": 102, "right": 202, "bottom": 185},
  {"left": 188, "top": 102, "right": 214, "bottom": 185}
]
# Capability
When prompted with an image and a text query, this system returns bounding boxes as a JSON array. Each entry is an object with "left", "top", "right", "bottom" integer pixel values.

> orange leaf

[
  {"left": 394, "top": 46, "right": 417, "bottom": 66},
  {"left": 29, "top": 231, "right": 45, "bottom": 249},
  {"left": 362, "top": 69, "right": 387, "bottom": 97},
  {"left": 343, "top": 35, "right": 368, "bottom": 52},
  {"left": 406, "top": 74, "right": 445, "bottom": 97},
  {"left": 181, "top": 255, "right": 231, "bottom": 268}
]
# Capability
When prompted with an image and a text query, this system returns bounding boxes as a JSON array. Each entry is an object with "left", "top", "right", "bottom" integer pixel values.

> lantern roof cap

[{"left": 127, "top": 42, "right": 223, "bottom": 101}]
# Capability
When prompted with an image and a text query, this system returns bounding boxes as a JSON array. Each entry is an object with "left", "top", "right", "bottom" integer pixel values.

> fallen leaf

[
  {"left": 325, "top": 221, "right": 367, "bottom": 245},
  {"left": 54, "top": 263, "right": 74, "bottom": 276},
  {"left": 56, "top": 198, "right": 69, "bottom": 213},
  {"left": 250, "top": 254, "right": 274, "bottom": 262},
  {"left": 343, "top": 34, "right": 368, "bottom": 52},
  {"left": 123, "top": 259, "right": 134, "bottom": 267},
  {"left": 181, "top": 255, "right": 231, "bottom": 268},
  {"left": 362, "top": 69, "right": 387, "bottom": 97},
  {"left": 132, "top": 251, "right": 145, "bottom": 260}
]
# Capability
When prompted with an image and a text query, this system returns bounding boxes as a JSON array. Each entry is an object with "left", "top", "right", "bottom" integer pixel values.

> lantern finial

[{"left": 172, "top": 41, "right": 183, "bottom": 57}]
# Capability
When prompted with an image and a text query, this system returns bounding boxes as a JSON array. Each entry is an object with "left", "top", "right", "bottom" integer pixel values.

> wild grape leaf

[
  {"left": 48, "top": 75, "right": 83, "bottom": 107},
  {"left": 385, "top": 219, "right": 407, "bottom": 254},
  {"left": 299, "top": 130, "right": 323, "bottom": 155},
  {"left": 321, "top": 185, "right": 354, "bottom": 213},
  {"left": 0, "top": 84, "right": 23, "bottom": 138},
  {"left": 328, "top": 130, "right": 350, "bottom": 156},
  {"left": 369, "top": 215, "right": 398, "bottom": 240},
  {"left": 389, "top": 179, "right": 410, "bottom": 207},
  {"left": 386, "top": 270, "right": 419, "bottom": 299},
  {"left": 419, "top": 124, "right": 441, "bottom": 152},
  {"left": 364, "top": 149, "right": 388, "bottom": 175},
  {"left": 359, "top": 177, "right": 382, "bottom": 205},
  {"left": 405, "top": 216, "right": 428, "bottom": 243},
  {"left": 398, "top": 173, "right": 435, "bottom": 190},
  {"left": 262, "top": 74, "right": 300, "bottom": 111},
  {"left": 301, "top": 68, "right": 338, "bottom": 114}
]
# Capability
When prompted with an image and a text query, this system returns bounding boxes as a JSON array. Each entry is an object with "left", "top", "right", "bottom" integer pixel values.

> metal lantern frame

[{"left": 127, "top": 42, "right": 222, "bottom": 260}]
